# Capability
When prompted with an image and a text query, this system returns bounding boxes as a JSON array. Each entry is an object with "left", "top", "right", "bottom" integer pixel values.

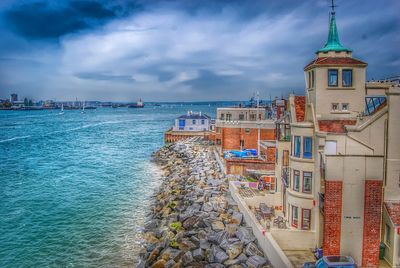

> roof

[
  {"left": 294, "top": 96, "right": 306, "bottom": 122},
  {"left": 304, "top": 57, "right": 367, "bottom": 70},
  {"left": 385, "top": 201, "right": 400, "bottom": 226},
  {"left": 318, "top": 120, "right": 357, "bottom": 133},
  {"left": 317, "top": 12, "right": 351, "bottom": 53},
  {"left": 178, "top": 113, "right": 211, "bottom": 120}
]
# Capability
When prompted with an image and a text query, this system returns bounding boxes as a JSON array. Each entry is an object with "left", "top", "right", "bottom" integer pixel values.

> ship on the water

[{"left": 128, "top": 98, "right": 145, "bottom": 108}]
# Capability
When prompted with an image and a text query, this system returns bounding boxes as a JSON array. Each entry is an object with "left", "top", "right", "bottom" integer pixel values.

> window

[
  {"left": 226, "top": 114, "right": 232, "bottom": 121},
  {"left": 303, "top": 172, "right": 312, "bottom": 194},
  {"left": 216, "top": 127, "right": 221, "bottom": 133},
  {"left": 342, "top": 69, "right": 353, "bottom": 87},
  {"left": 262, "top": 176, "right": 276, "bottom": 192},
  {"left": 216, "top": 139, "right": 221, "bottom": 145},
  {"left": 342, "top": 103, "right": 349, "bottom": 111},
  {"left": 201, "top": 119, "right": 205, "bottom": 125},
  {"left": 240, "top": 140, "right": 244, "bottom": 147},
  {"left": 308, "top": 70, "right": 315, "bottom": 88},
  {"left": 312, "top": 70, "right": 315, "bottom": 88},
  {"left": 192, "top": 119, "right": 196, "bottom": 124},
  {"left": 328, "top": 69, "right": 338, "bottom": 87},
  {"left": 283, "top": 150, "right": 289, "bottom": 166},
  {"left": 294, "top": 136, "right": 301, "bottom": 157},
  {"left": 249, "top": 114, "right": 256, "bottom": 121},
  {"left": 245, "top": 128, "right": 250, "bottom": 133},
  {"left": 303, "top": 137, "right": 312, "bottom": 159},
  {"left": 239, "top": 114, "right": 244, "bottom": 120},
  {"left": 293, "top": 170, "right": 300, "bottom": 192},
  {"left": 302, "top": 209, "right": 311, "bottom": 230},
  {"left": 332, "top": 103, "right": 339, "bottom": 111},
  {"left": 178, "top": 119, "right": 185, "bottom": 130},
  {"left": 292, "top": 205, "right": 298, "bottom": 228},
  {"left": 220, "top": 113, "right": 225, "bottom": 120},
  {"left": 385, "top": 224, "right": 391, "bottom": 246}
]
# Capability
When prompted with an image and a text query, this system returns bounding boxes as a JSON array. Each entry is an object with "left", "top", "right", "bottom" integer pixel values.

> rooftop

[
  {"left": 304, "top": 57, "right": 367, "bottom": 70},
  {"left": 317, "top": 10, "right": 351, "bottom": 53},
  {"left": 178, "top": 112, "right": 211, "bottom": 120},
  {"left": 318, "top": 119, "right": 357, "bottom": 133}
]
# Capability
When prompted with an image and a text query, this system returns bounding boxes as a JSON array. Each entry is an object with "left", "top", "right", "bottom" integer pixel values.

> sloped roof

[
  {"left": 318, "top": 120, "right": 357, "bottom": 133},
  {"left": 294, "top": 96, "right": 306, "bottom": 122},
  {"left": 385, "top": 201, "right": 400, "bottom": 226},
  {"left": 304, "top": 57, "right": 367, "bottom": 70},
  {"left": 178, "top": 113, "right": 210, "bottom": 120}
]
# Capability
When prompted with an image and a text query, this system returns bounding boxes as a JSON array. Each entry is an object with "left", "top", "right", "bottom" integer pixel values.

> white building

[{"left": 172, "top": 111, "right": 212, "bottom": 132}]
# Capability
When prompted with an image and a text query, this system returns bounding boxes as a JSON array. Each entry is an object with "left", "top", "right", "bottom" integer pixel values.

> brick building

[{"left": 270, "top": 6, "right": 400, "bottom": 267}]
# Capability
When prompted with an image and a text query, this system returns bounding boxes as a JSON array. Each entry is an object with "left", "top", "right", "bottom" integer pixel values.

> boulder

[
  {"left": 244, "top": 242, "right": 264, "bottom": 257},
  {"left": 231, "top": 211, "right": 243, "bottom": 225},
  {"left": 182, "top": 251, "right": 194, "bottom": 266},
  {"left": 192, "top": 248, "right": 205, "bottom": 261},
  {"left": 246, "top": 255, "right": 268, "bottom": 268},
  {"left": 211, "top": 221, "right": 225, "bottom": 232},
  {"left": 226, "top": 242, "right": 244, "bottom": 259},
  {"left": 151, "top": 259, "right": 166, "bottom": 268},
  {"left": 236, "top": 227, "right": 256, "bottom": 244}
]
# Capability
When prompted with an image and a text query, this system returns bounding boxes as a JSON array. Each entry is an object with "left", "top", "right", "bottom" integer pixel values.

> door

[{"left": 179, "top": 119, "right": 185, "bottom": 130}]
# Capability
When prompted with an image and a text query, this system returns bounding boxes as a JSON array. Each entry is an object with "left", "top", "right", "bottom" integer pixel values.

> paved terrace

[{"left": 229, "top": 181, "right": 315, "bottom": 268}]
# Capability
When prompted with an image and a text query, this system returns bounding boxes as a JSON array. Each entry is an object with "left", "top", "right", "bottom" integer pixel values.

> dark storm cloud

[
  {"left": 3, "top": 1, "right": 142, "bottom": 39},
  {"left": 0, "top": 0, "right": 398, "bottom": 101}
]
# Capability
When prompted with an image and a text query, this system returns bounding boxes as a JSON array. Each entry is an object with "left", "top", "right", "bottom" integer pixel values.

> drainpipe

[{"left": 257, "top": 91, "right": 261, "bottom": 158}]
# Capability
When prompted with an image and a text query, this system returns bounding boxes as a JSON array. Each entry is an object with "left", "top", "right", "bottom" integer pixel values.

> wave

[
  {"left": 0, "top": 119, "right": 138, "bottom": 144},
  {"left": 0, "top": 135, "right": 31, "bottom": 143}
]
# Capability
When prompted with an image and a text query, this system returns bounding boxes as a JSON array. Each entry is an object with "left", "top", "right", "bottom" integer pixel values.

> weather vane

[{"left": 330, "top": 0, "right": 337, "bottom": 14}]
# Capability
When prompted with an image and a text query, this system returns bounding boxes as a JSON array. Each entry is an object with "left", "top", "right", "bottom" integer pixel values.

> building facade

[{"left": 273, "top": 7, "right": 400, "bottom": 268}]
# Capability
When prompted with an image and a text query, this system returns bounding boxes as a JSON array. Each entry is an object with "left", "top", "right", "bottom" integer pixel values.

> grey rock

[
  {"left": 192, "top": 248, "right": 205, "bottom": 261},
  {"left": 164, "top": 260, "right": 176, "bottom": 268},
  {"left": 236, "top": 227, "right": 256, "bottom": 244},
  {"left": 246, "top": 255, "right": 268, "bottom": 268},
  {"left": 226, "top": 241, "right": 244, "bottom": 259},
  {"left": 213, "top": 246, "right": 229, "bottom": 263},
  {"left": 200, "top": 239, "right": 211, "bottom": 250},
  {"left": 182, "top": 251, "right": 194, "bottom": 266},
  {"left": 244, "top": 242, "right": 264, "bottom": 257},
  {"left": 205, "top": 264, "right": 225, "bottom": 268},
  {"left": 232, "top": 211, "right": 243, "bottom": 224}
]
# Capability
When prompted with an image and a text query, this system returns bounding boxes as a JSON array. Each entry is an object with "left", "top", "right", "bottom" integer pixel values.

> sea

[{"left": 0, "top": 102, "right": 238, "bottom": 268}]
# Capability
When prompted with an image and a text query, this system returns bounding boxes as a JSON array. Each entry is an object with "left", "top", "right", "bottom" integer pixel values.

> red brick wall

[
  {"left": 362, "top": 180, "right": 383, "bottom": 267},
  {"left": 221, "top": 127, "right": 275, "bottom": 151},
  {"left": 323, "top": 181, "right": 343, "bottom": 255}
]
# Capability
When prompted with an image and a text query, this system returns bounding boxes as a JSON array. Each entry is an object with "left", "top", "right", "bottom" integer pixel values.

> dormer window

[
  {"left": 342, "top": 69, "right": 353, "bottom": 87},
  {"left": 328, "top": 69, "right": 338, "bottom": 87}
]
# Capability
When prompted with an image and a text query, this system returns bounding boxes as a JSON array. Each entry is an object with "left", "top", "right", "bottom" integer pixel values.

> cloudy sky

[{"left": 0, "top": 0, "right": 398, "bottom": 102}]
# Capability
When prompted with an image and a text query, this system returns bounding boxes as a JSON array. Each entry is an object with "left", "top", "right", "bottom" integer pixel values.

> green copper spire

[{"left": 317, "top": 7, "right": 352, "bottom": 53}]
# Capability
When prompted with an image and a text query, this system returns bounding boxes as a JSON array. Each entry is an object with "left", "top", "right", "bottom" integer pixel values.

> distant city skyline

[{"left": 0, "top": 0, "right": 399, "bottom": 101}]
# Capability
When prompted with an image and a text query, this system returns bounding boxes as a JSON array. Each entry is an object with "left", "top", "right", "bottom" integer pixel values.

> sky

[{"left": 0, "top": 0, "right": 398, "bottom": 102}]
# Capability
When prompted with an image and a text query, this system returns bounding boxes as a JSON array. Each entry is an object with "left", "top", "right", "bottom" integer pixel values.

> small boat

[
  {"left": 81, "top": 103, "right": 85, "bottom": 114},
  {"left": 128, "top": 98, "right": 145, "bottom": 108},
  {"left": 59, "top": 104, "right": 64, "bottom": 115}
]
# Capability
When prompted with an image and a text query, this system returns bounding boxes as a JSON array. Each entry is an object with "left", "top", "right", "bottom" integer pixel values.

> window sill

[
  {"left": 287, "top": 188, "right": 314, "bottom": 199},
  {"left": 327, "top": 87, "right": 355, "bottom": 90},
  {"left": 290, "top": 156, "right": 314, "bottom": 163},
  {"left": 330, "top": 111, "right": 350, "bottom": 114}
]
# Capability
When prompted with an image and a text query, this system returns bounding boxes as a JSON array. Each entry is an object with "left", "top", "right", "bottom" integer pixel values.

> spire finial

[
  {"left": 330, "top": 0, "right": 337, "bottom": 14},
  {"left": 316, "top": 0, "right": 352, "bottom": 53}
]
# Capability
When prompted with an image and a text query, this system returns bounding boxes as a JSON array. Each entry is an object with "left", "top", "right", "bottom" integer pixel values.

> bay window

[
  {"left": 292, "top": 205, "right": 298, "bottom": 228},
  {"left": 303, "top": 172, "right": 312, "bottom": 194},
  {"left": 302, "top": 209, "right": 311, "bottom": 230},
  {"left": 303, "top": 137, "right": 313, "bottom": 159},
  {"left": 293, "top": 170, "right": 300, "bottom": 192},
  {"left": 294, "top": 136, "right": 301, "bottom": 157}
]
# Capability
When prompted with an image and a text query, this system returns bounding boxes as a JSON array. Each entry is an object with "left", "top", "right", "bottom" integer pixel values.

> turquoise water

[{"left": 0, "top": 104, "right": 224, "bottom": 267}]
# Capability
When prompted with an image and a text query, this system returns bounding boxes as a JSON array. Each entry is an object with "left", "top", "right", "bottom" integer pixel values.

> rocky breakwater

[{"left": 136, "top": 140, "right": 271, "bottom": 268}]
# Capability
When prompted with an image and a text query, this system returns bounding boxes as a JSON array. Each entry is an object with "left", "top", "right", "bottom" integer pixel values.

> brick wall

[
  {"left": 221, "top": 127, "right": 275, "bottom": 151},
  {"left": 362, "top": 180, "right": 383, "bottom": 267},
  {"left": 323, "top": 181, "right": 343, "bottom": 255}
]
